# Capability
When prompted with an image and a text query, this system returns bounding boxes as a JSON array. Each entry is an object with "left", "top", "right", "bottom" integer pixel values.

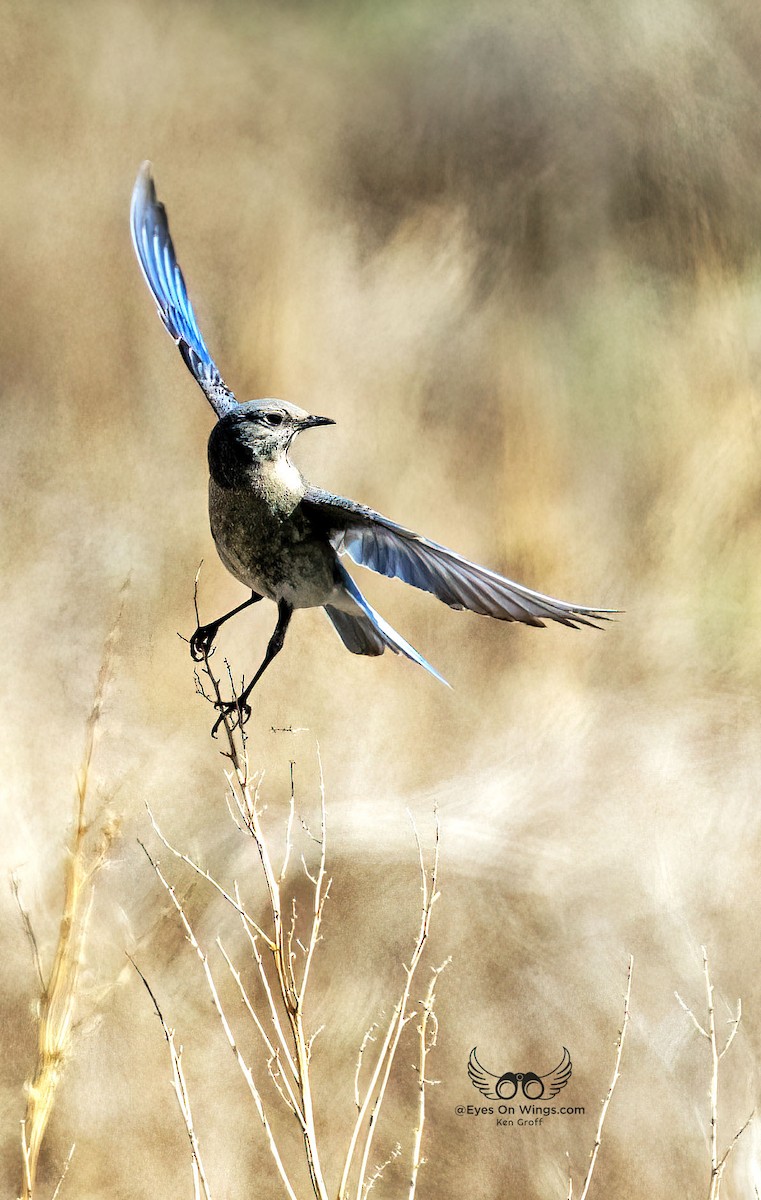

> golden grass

[{"left": 16, "top": 628, "right": 121, "bottom": 1200}]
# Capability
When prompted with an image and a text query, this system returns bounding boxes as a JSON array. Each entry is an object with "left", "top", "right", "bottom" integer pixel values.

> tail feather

[
  {"left": 324, "top": 605, "right": 385, "bottom": 656},
  {"left": 331, "top": 565, "right": 449, "bottom": 687}
]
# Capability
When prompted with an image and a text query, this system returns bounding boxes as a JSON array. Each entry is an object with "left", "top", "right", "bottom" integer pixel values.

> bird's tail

[{"left": 326, "top": 566, "right": 449, "bottom": 687}]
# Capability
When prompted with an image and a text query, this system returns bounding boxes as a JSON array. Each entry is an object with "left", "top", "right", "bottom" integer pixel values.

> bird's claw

[
  {"left": 190, "top": 622, "right": 218, "bottom": 662},
  {"left": 211, "top": 696, "right": 252, "bottom": 738}
]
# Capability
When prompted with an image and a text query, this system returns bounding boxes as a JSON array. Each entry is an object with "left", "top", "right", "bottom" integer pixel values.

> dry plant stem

[
  {"left": 129, "top": 957, "right": 213, "bottom": 1200},
  {"left": 223, "top": 763, "right": 331, "bottom": 1200},
  {"left": 675, "top": 947, "right": 755, "bottom": 1200},
  {"left": 147, "top": 620, "right": 332, "bottom": 1200},
  {"left": 48, "top": 1145, "right": 75, "bottom": 1200},
  {"left": 17, "top": 615, "right": 121, "bottom": 1200},
  {"left": 152, "top": 601, "right": 444, "bottom": 1200},
  {"left": 339, "top": 815, "right": 441, "bottom": 1200},
  {"left": 575, "top": 955, "right": 634, "bottom": 1200},
  {"left": 141, "top": 844, "right": 300, "bottom": 1200},
  {"left": 191, "top": 568, "right": 244, "bottom": 767},
  {"left": 408, "top": 958, "right": 449, "bottom": 1200}
]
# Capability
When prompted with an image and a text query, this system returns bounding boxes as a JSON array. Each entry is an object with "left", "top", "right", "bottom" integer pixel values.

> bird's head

[
  {"left": 225, "top": 398, "right": 335, "bottom": 459},
  {"left": 208, "top": 398, "right": 335, "bottom": 488}
]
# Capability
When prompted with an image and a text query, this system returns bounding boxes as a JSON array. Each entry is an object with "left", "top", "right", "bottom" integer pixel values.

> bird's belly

[{"left": 209, "top": 482, "right": 336, "bottom": 609}]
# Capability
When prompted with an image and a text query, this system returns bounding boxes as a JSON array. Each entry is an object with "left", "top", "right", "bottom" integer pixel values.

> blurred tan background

[{"left": 2, "top": 0, "right": 761, "bottom": 1195}]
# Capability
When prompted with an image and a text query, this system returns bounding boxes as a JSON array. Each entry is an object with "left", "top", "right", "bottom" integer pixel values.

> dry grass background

[{"left": 2, "top": 0, "right": 761, "bottom": 1195}]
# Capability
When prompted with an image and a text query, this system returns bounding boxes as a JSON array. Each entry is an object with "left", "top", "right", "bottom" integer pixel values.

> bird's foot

[
  {"left": 211, "top": 695, "right": 252, "bottom": 738},
  {"left": 190, "top": 621, "right": 219, "bottom": 662}
]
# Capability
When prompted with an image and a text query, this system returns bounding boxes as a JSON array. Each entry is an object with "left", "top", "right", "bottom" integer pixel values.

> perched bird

[{"left": 130, "top": 163, "right": 611, "bottom": 732}]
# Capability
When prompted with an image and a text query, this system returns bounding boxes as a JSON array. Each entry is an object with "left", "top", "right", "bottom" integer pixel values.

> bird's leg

[
  {"left": 190, "top": 592, "right": 262, "bottom": 661},
  {"left": 212, "top": 600, "right": 293, "bottom": 737}
]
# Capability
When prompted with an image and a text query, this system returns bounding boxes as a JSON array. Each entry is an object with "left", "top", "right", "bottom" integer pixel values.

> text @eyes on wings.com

[{"left": 454, "top": 1104, "right": 586, "bottom": 1122}]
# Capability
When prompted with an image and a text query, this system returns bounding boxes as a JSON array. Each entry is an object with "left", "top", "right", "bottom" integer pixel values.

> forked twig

[
  {"left": 675, "top": 946, "right": 754, "bottom": 1200},
  {"left": 409, "top": 958, "right": 450, "bottom": 1200},
  {"left": 339, "top": 812, "right": 441, "bottom": 1200},
  {"left": 141, "top": 587, "right": 445, "bottom": 1200}
]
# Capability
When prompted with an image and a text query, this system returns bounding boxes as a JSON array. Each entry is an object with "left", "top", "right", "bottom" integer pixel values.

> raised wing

[
  {"left": 539, "top": 1047, "right": 572, "bottom": 1098},
  {"left": 467, "top": 1048, "right": 501, "bottom": 1100},
  {"left": 303, "top": 488, "right": 615, "bottom": 628},
  {"left": 130, "top": 162, "right": 237, "bottom": 419}
]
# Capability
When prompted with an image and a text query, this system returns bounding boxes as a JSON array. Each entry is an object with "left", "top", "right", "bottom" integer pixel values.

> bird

[
  {"left": 468, "top": 1046, "right": 572, "bottom": 1101},
  {"left": 130, "top": 163, "right": 612, "bottom": 734}
]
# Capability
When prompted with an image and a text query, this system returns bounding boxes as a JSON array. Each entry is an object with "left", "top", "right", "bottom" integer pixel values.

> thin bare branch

[
  {"left": 49, "top": 1144, "right": 76, "bottom": 1200},
  {"left": 129, "top": 956, "right": 213, "bottom": 1200},
  {"left": 141, "top": 808, "right": 274, "bottom": 947},
  {"left": 234, "top": 884, "right": 298, "bottom": 1080},
  {"left": 675, "top": 990, "right": 709, "bottom": 1040},
  {"left": 340, "top": 814, "right": 440, "bottom": 1200},
  {"left": 409, "top": 958, "right": 450, "bottom": 1200},
  {"left": 278, "top": 762, "right": 296, "bottom": 884},
  {"left": 577, "top": 955, "right": 633, "bottom": 1200},
  {"left": 718, "top": 1000, "right": 742, "bottom": 1061},
  {"left": 142, "top": 842, "right": 298, "bottom": 1200},
  {"left": 216, "top": 939, "right": 305, "bottom": 1126},
  {"left": 363, "top": 1143, "right": 402, "bottom": 1197},
  {"left": 679, "top": 947, "right": 754, "bottom": 1200}
]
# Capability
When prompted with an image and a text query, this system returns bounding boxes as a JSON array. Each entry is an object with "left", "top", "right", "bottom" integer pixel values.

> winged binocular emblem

[{"left": 468, "top": 1045, "right": 572, "bottom": 1100}]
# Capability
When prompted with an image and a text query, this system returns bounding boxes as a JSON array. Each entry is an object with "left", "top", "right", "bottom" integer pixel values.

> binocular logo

[{"left": 468, "top": 1046, "right": 572, "bottom": 1101}]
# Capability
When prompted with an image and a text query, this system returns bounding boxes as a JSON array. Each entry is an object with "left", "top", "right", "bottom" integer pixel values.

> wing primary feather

[
  {"left": 305, "top": 487, "right": 617, "bottom": 628},
  {"left": 130, "top": 162, "right": 238, "bottom": 419}
]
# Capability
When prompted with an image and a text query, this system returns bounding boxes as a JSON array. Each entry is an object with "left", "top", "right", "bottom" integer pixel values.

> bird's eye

[{"left": 262, "top": 412, "right": 285, "bottom": 427}]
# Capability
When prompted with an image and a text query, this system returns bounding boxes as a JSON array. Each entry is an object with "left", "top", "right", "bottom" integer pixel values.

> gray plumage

[{"left": 130, "top": 162, "right": 614, "bottom": 729}]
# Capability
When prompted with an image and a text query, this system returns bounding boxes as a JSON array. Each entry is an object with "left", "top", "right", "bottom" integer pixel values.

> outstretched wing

[
  {"left": 302, "top": 488, "right": 615, "bottom": 628},
  {"left": 539, "top": 1047, "right": 572, "bottom": 1098},
  {"left": 467, "top": 1047, "right": 501, "bottom": 1099},
  {"left": 130, "top": 162, "right": 237, "bottom": 419}
]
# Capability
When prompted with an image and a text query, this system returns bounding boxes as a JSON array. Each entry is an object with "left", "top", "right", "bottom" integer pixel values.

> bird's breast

[{"left": 208, "top": 479, "right": 337, "bottom": 608}]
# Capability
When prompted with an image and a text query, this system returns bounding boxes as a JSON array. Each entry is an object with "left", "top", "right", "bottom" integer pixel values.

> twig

[
  {"left": 408, "top": 958, "right": 450, "bottom": 1200},
  {"left": 129, "top": 956, "right": 213, "bottom": 1200},
  {"left": 363, "top": 1143, "right": 401, "bottom": 1196},
  {"left": 146, "top": 593, "right": 446, "bottom": 1200},
  {"left": 49, "top": 1144, "right": 75, "bottom": 1200},
  {"left": 142, "top": 806, "right": 274, "bottom": 946},
  {"left": 676, "top": 947, "right": 754, "bottom": 1200},
  {"left": 339, "top": 813, "right": 440, "bottom": 1200},
  {"left": 576, "top": 955, "right": 633, "bottom": 1200},
  {"left": 141, "top": 843, "right": 299, "bottom": 1200}
]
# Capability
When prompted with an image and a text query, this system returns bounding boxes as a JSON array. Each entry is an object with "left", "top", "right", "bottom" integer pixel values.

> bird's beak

[{"left": 299, "top": 414, "right": 336, "bottom": 430}]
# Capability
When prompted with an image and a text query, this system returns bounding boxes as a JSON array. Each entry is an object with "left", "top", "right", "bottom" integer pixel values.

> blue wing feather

[
  {"left": 130, "top": 163, "right": 237, "bottom": 419},
  {"left": 304, "top": 488, "right": 616, "bottom": 628},
  {"left": 337, "top": 565, "right": 449, "bottom": 686}
]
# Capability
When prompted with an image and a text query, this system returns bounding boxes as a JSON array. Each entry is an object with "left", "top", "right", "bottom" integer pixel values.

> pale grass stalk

[
  {"left": 129, "top": 957, "right": 213, "bottom": 1200},
  {"left": 340, "top": 814, "right": 440, "bottom": 1200},
  {"left": 223, "top": 761, "right": 331, "bottom": 1200},
  {"left": 142, "top": 603, "right": 444, "bottom": 1199},
  {"left": 216, "top": 939, "right": 305, "bottom": 1124},
  {"left": 140, "top": 844, "right": 299, "bottom": 1200},
  {"left": 675, "top": 946, "right": 755, "bottom": 1200},
  {"left": 408, "top": 958, "right": 450, "bottom": 1200},
  {"left": 571, "top": 955, "right": 633, "bottom": 1200},
  {"left": 16, "top": 616, "right": 121, "bottom": 1200}
]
